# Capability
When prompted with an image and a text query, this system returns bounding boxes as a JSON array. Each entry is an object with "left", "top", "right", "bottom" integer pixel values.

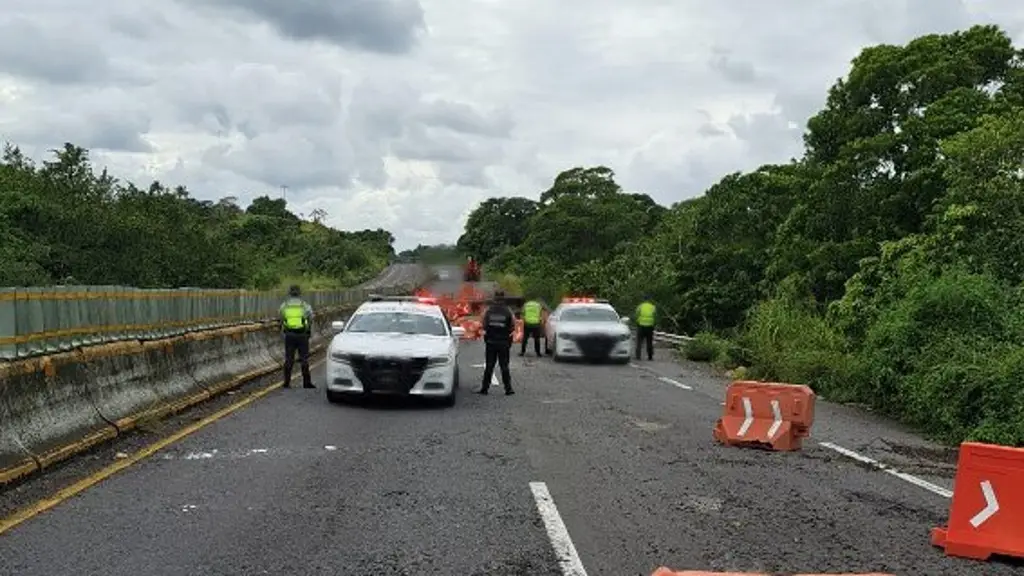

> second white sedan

[{"left": 544, "top": 299, "right": 632, "bottom": 363}]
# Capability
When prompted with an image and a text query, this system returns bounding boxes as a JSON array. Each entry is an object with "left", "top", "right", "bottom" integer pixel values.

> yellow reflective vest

[
  {"left": 636, "top": 301, "right": 656, "bottom": 327},
  {"left": 522, "top": 300, "right": 542, "bottom": 325}
]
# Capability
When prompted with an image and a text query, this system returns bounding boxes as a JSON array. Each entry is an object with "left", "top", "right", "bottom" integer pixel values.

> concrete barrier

[
  {"left": 0, "top": 306, "right": 355, "bottom": 486},
  {"left": 0, "top": 353, "right": 118, "bottom": 474}
]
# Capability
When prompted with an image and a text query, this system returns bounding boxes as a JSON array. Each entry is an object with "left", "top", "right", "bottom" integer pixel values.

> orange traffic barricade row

[
  {"left": 512, "top": 318, "right": 524, "bottom": 343},
  {"left": 713, "top": 380, "right": 816, "bottom": 451},
  {"left": 932, "top": 441, "right": 1024, "bottom": 562},
  {"left": 457, "top": 318, "right": 482, "bottom": 340},
  {"left": 651, "top": 565, "right": 892, "bottom": 569}
]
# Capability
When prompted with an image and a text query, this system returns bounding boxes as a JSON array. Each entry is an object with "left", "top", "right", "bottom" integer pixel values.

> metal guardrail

[
  {"left": 653, "top": 330, "right": 693, "bottom": 345},
  {"left": 0, "top": 263, "right": 435, "bottom": 361}
]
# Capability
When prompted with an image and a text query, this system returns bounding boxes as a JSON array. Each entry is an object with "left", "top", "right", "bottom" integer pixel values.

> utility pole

[{"left": 280, "top": 185, "right": 288, "bottom": 201}]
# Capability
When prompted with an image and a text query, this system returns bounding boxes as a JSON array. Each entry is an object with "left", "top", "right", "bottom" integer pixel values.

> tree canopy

[
  {"left": 0, "top": 143, "right": 395, "bottom": 290},
  {"left": 456, "top": 24, "right": 1024, "bottom": 446}
]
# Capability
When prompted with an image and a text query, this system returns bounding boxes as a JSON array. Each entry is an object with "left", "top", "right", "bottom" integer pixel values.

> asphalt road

[
  {"left": 357, "top": 263, "right": 429, "bottom": 290},
  {"left": 424, "top": 264, "right": 498, "bottom": 297},
  {"left": 1, "top": 341, "right": 1016, "bottom": 575}
]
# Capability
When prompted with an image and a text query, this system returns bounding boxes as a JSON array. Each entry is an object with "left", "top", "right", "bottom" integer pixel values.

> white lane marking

[
  {"left": 529, "top": 482, "right": 588, "bottom": 576},
  {"left": 184, "top": 450, "right": 218, "bottom": 460},
  {"left": 970, "top": 480, "right": 999, "bottom": 527},
  {"left": 737, "top": 397, "right": 753, "bottom": 437},
  {"left": 472, "top": 363, "right": 486, "bottom": 368},
  {"left": 492, "top": 373, "right": 501, "bottom": 388},
  {"left": 324, "top": 445, "right": 338, "bottom": 451},
  {"left": 657, "top": 376, "right": 692, "bottom": 390},
  {"left": 628, "top": 363, "right": 640, "bottom": 369},
  {"left": 766, "top": 400, "right": 782, "bottom": 439},
  {"left": 819, "top": 442, "right": 954, "bottom": 498}
]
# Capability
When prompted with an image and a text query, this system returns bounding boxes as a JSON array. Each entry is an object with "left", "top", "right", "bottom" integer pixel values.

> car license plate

[{"left": 375, "top": 371, "right": 399, "bottom": 389}]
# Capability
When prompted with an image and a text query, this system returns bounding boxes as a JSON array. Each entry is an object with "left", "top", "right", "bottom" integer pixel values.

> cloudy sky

[{"left": 1, "top": 0, "right": 1023, "bottom": 249}]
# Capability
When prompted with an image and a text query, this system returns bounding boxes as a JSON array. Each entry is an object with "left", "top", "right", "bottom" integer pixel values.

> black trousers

[
  {"left": 635, "top": 326, "right": 654, "bottom": 360},
  {"left": 519, "top": 324, "right": 542, "bottom": 356},
  {"left": 283, "top": 331, "right": 312, "bottom": 387},
  {"left": 482, "top": 342, "right": 512, "bottom": 391}
]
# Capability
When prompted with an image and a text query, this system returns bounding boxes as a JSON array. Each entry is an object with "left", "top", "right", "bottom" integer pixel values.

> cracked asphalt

[{"left": 1, "top": 341, "right": 1019, "bottom": 575}]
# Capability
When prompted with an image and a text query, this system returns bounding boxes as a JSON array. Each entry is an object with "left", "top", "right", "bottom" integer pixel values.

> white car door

[{"left": 545, "top": 307, "right": 561, "bottom": 342}]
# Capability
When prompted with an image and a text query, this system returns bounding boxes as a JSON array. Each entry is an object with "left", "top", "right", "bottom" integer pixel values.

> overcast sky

[{"left": 1, "top": 1, "right": 1022, "bottom": 250}]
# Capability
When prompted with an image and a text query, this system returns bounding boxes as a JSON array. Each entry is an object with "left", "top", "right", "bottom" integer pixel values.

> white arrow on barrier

[
  {"left": 969, "top": 480, "right": 999, "bottom": 528},
  {"left": 766, "top": 400, "right": 782, "bottom": 439},
  {"left": 737, "top": 397, "right": 753, "bottom": 437}
]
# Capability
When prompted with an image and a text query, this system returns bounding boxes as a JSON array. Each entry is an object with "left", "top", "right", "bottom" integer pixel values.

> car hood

[
  {"left": 557, "top": 321, "right": 630, "bottom": 336},
  {"left": 331, "top": 333, "right": 452, "bottom": 357}
]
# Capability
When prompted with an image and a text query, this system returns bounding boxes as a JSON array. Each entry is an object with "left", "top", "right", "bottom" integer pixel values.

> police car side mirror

[
  {"left": 331, "top": 320, "right": 346, "bottom": 333},
  {"left": 620, "top": 317, "right": 630, "bottom": 324},
  {"left": 451, "top": 326, "right": 466, "bottom": 338}
]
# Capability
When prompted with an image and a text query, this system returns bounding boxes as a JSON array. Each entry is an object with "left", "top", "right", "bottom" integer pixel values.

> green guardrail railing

[{"left": 0, "top": 279, "right": 426, "bottom": 361}]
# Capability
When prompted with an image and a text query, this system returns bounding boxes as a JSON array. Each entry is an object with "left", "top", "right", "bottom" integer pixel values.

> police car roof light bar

[
  {"left": 367, "top": 294, "right": 437, "bottom": 304},
  {"left": 561, "top": 297, "right": 609, "bottom": 304}
]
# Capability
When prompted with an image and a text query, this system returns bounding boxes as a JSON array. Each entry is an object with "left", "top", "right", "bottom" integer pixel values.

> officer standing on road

[
  {"left": 519, "top": 295, "right": 543, "bottom": 357},
  {"left": 635, "top": 294, "right": 656, "bottom": 361},
  {"left": 479, "top": 290, "right": 515, "bottom": 395},
  {"left": 280, "top": 284, "right": 315, "bottom": 389}
]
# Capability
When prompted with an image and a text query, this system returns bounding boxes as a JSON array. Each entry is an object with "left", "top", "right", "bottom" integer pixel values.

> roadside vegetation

[
  {"left": 454, "top": 25, "right": 1024, "bottom": 446},
  {"left": 0, "top": 143, "right": 395, "bottom": 291}
]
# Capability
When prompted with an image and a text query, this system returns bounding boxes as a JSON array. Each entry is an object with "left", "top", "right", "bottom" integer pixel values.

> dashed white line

[
  {"left": 819, "top": 442, "right": 954, "bottom": 498},
  {"left": 529, "top": 481, "right": 588, "bottom": 576},
  {"left": 657, "top": 376, "right": 692, "bottom": 390}
]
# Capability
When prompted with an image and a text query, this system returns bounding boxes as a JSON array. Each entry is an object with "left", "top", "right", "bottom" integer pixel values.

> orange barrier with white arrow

[
  {"left": 712, "top": 381, "right": 816, "bottom": 451},
  {"left": 931, "top": 441, "right": 1024, "bottom": 562}
]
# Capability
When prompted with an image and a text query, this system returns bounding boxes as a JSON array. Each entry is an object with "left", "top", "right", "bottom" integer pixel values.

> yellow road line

[{"left": 0, "top": 358, "right": 326, "bottom": 536}]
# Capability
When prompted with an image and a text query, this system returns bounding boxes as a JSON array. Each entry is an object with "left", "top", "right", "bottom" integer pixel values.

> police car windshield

[
  {"left": 560, "top": 307, "right": 619, "bottom": 322},
  {"left": 345, "top": 311, "right": 448, "bottom": 336}
]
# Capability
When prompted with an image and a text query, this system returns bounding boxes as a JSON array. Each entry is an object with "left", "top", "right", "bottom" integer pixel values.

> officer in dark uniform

[
  {"left": 479, "top": 290, "right": 515, "bottom": 395},
  {"left": 279, "top": 284, "right": 315, "bottom": 389}
]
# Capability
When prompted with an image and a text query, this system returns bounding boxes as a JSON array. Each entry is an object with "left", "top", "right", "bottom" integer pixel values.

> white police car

[
  {"left": 326, "top": 296, "right": 465, "bottom": 406},
  {"left": 544, "top": 298, "right": 632, "bottom": 363}
]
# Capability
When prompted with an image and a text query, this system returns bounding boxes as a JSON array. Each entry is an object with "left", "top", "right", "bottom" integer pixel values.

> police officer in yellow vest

[
  {"left": 279, "top": 285, "right": 315, "bottom": 389},
  {"left": 635, "top": 294, "right": 656, "bottom": 361},
  {"left": 519, "top": 296, "right": 544, "bottom": 357}
]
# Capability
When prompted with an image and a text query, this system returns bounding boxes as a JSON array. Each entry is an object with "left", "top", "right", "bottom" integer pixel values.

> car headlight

[
  {"left": 616, "top": 333, "right": 631, "bottom": 341},
  {"left": 557, "top": 333, "right": 572, "bottom": 341},
  {"left": 427, "top": 355, "right": 452, "bottom": 367}
]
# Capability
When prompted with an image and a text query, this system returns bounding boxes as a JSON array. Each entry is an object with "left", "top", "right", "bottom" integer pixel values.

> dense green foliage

[
  {"left": 0, "top": 143, "right": 395, "bottom": 290},
  {"left": 457, "top": 25, "right": 1024, "bottom": 446}
]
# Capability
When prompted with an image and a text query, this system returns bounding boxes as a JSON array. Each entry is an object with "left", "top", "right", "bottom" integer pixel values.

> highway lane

[
  {"left": 0, "top": 343, "right": 560, "bottom": 576},
  {"left": 424, "top": 264, "right": 498, "bottom": 297},
  {"left": 356, "top": 263, "right": 428, "bottom": 290},
  {"left": 1, "top": 343, "right": 1016, "bottom": 575}
]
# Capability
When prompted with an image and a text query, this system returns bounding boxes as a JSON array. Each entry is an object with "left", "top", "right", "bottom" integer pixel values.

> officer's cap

[{"left": 288, "top": 284, "right": 301, "bottom": 297}]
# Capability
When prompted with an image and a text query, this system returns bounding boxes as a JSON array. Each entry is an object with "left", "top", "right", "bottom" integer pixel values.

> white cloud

[{"left": 0, "top": 0, "right": 1022, "bottom": 249}]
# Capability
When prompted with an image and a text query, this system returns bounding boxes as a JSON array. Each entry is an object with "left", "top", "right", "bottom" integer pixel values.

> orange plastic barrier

[
  {"left": 651, "top": 565, "right": 892, "bottom": 569},
  {"left": 457, "top": 318, "right": 482, "bottom": 340},
  {"left": 931, "top": 441, "right": 1024, "bottom": 561},
  {"left": 712, "top": 381, "right": 816, "bottom": 451},
  {"left": 512, "top": 318, "right": 524, "bottom": 343}
]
